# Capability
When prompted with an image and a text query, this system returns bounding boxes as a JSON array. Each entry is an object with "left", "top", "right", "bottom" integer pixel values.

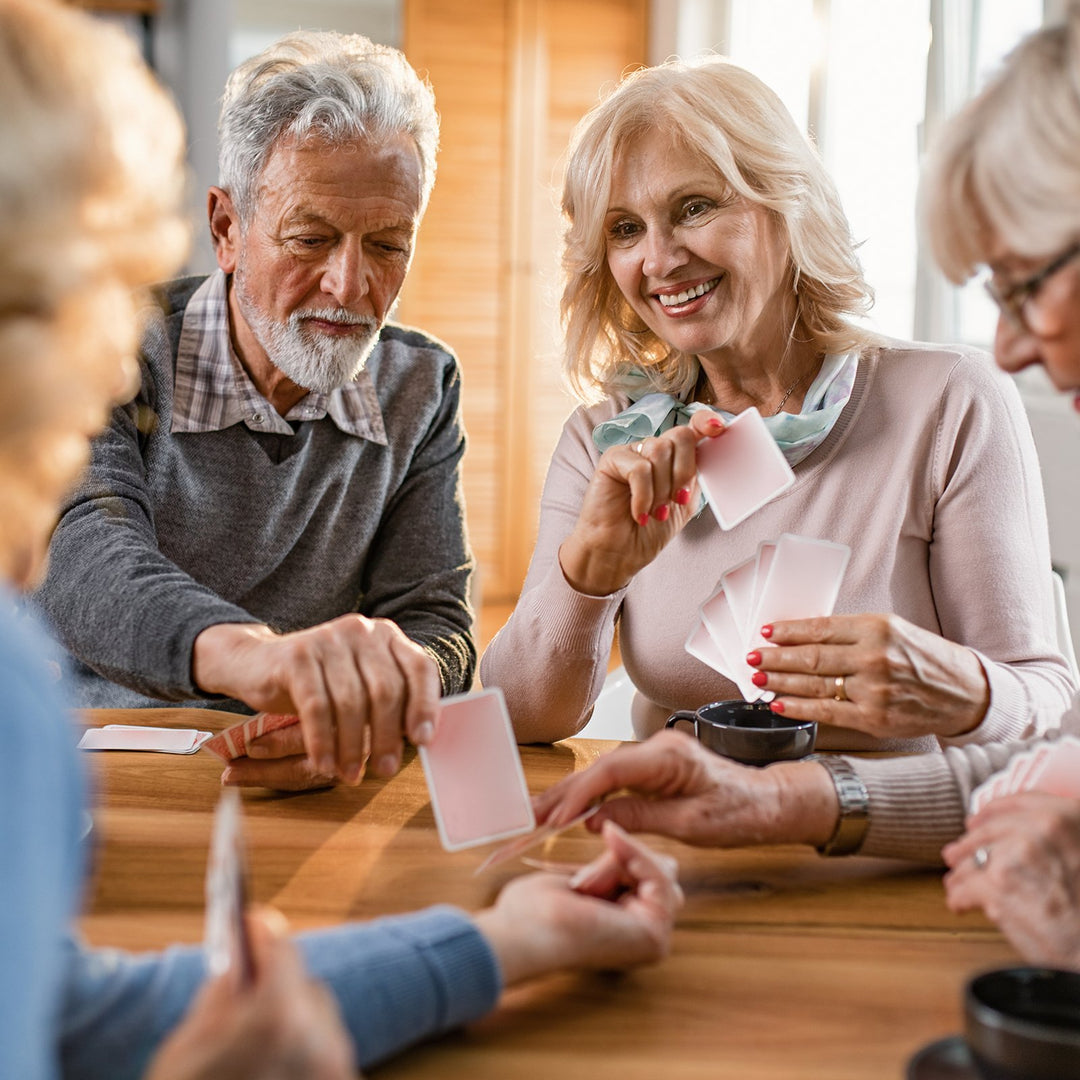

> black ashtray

[{"left": 965, "top": 967, "right": 1080, "bottom": 1079}]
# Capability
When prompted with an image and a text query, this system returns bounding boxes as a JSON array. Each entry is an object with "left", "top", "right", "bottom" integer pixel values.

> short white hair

[
  {"left": 218, "top": 30, "right": 440, "bottom": 224},
  {"left": 921, "top": 6, "right": 1080, "bottom": 280}
]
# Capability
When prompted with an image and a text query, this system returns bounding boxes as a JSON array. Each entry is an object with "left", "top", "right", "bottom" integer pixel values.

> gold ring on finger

[{"left": 832, "top": 675, "right": 848, "bottom": 702}]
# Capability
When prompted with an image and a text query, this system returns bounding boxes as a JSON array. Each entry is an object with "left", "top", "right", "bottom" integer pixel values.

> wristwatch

[{"left": 809, "top": 754, "right": 870, "bottom": 856}]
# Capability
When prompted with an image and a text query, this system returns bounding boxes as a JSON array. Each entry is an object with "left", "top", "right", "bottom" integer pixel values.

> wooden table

[{"left": 80, "top": 708, "right": 1016, "bottom": 1079}]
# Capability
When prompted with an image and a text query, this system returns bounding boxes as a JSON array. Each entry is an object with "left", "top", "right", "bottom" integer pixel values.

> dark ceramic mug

[
  {"left": 964, "top": 967, "right": 1080, "bottom": 1079},
  {"left": 665, "top": 699, "right": 816, "bottom": 766}
]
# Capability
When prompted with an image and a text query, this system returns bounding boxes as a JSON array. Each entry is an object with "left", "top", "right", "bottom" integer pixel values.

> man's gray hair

[{"left": 218, "top": 30, "right": 439, "bottom": 223}]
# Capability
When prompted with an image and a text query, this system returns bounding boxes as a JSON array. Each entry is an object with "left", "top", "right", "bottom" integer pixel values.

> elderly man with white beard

[{"left": 33, "top": 30, "right": 474, "bottom": 792}]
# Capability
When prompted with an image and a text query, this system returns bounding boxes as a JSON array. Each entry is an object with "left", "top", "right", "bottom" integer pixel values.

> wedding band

[
  {"left": 833, "top": 675, "right": 848, "bottom": 702},
  {"left": 632, "top": 440, "right": 646, "bottom": 454},
  {"left": 973, "top": 846, "right": 991, "bottom": 870}
]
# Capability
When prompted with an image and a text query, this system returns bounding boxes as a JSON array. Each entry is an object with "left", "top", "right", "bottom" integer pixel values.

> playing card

[
  {"left": 747, "top": 533, "right": 850, "bottom": 649},
  {"left": 699, "top": 588, "right": 768, "bottom": 702},
  {"left": 1002, "top": 748, "right": 1040, "bottom": 794},
  {"left": 78, "top": 725, "right": 213, "bottom": 754},
  {"left": 696, "top": 407, "right": 795, "bottom": 530},
  {"left": 746, "top": 541, "right": 777, "bottom": 642},
  {"left": 719, "top": 553, "right": 759, "bottom": 644},
  {"left": 685, "top": 618, "right": 739, "bottom": 681},
  {"left": 1026, "top": 736, "right": 1080, "bottom": 799},
  {"left": 202, "top": 713, "right": 300, "bottom": 762},
  {"left": 204, "top": 788, "right": 255, "bottom": 985},
  {"left": 473, "top": 806, "right": 600, "bottom": 874},
  {"left": 969, "top": 774, "right": 995, "bottom": 814},
  {"left": 419, "top": 687, "right": 535, "bottom": 852}
]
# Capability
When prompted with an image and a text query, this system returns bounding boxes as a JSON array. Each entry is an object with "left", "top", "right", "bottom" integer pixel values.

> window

[{"left": 650, "top": 0, "right": 1044, "bottom": 345}]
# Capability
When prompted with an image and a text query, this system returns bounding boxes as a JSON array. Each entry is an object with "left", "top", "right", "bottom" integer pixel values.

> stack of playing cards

[
  {"left": 686, "top": 533, "right": 851, "bottom": 701},
  {"left": 202, "top": 712, "right": 299, "bottom": 761},
  {"left": 78, "top": 724, "right": 213, "bottom": 754},
  {"left": 697, "top": 406, "right": 795, "bottom": 530},
  {"left": 970, "top": 736, "right": 1080, "bottom": 813}
]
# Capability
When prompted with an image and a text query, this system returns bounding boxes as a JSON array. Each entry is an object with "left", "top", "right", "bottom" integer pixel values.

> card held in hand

[
  {"left": 696, "top": 407, "right": 795, "bottom": 530},
  {"left": 204, "top": 788, "right": 255, "bottom": 986},
  {"left": 419, "top": 687, "right": 535, "bottom": 852},
  {"left": 202, "top": 712, "right": 300, "bottom": 762}
]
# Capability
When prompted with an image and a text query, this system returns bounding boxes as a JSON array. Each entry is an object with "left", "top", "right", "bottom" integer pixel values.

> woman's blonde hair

[
  {"left": 0, "top": 0, "right": 188, "bottom": 585},
  {"left": 560, "top": 56, "right": 876, "bottom": 403},
  {"left": 921, "top": 6, "right": 1080, "bottom": 281}
]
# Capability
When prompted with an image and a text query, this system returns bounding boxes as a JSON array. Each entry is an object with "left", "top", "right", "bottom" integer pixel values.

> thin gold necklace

[{"left": 698, "top": 370, "right": 805, "bottom": 415}]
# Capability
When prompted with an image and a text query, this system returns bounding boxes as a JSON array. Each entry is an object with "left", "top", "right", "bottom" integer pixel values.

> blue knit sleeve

[{"left": 57, "top": 909, "right": 502, "bottom": 1079}]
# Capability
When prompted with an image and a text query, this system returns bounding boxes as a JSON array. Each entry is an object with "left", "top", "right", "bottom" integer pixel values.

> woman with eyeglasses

[
  {"left": 481, "top": 52, "right": 1074, "bottom": 754},
  {"left": 534, "top": 9, "right": 1080, "bottom": 969}
]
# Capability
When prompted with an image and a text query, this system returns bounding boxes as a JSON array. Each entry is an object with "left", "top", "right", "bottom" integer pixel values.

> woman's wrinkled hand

[
  {"left": 747, "top": 613, "right": 990, "bottom": 740},
  {"left": 558, "top": 411, "right": 725, "bottom": 597},
  {"left": 531, "top": 729, "right": 839, "bottom": 849},
  {"left": 943, "top": 792, "right": 1080, "bottom": 969}
]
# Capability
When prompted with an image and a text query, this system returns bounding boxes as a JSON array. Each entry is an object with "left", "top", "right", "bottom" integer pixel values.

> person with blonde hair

[
  {"left": 482, "top": 55, "right": 1073, "bottom": 753},
  {"left": 534, "top": 9, "right": 1080, "bottom": 969},
  {"left": 0, "top": 3, "right": 684, "bottom": 1077}
]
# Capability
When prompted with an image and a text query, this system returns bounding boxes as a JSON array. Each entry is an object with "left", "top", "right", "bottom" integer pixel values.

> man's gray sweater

[{"left": 33, "top": 276, "right": 476, "bottom": 710}]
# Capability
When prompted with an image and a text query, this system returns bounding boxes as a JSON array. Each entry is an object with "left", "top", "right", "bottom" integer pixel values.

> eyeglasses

[{"left": 984, "top": 240, "right": 1080, "bottom": 333}]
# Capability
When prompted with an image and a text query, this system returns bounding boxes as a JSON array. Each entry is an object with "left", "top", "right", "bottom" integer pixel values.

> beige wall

[{"left": 399, "top": 0, "right": 647, "bottom": 604}]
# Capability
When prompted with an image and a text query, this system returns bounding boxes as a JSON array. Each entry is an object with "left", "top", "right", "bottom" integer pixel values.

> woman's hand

[
  {"left": 531, "top": 729, "right": 839, "bottom": 849},
  {"left": 747, "top": 613, "right": 990, "bottom": 740},
  {"left": 144, "top": 908, "right": 357, "bottom": 1080},
  {"left": 474, "top": 820, "right": 683, "bottom": 984},
  {"left": 558, "top": 411, "right": 725, "bottom": 596},
  {"left": 943, "top": 793, "right": 1080, "bottom": 969}
]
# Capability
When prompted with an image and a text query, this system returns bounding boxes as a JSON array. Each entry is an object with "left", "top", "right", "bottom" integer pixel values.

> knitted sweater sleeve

[
  {"left": 33, "top": 343, "right": 260, "bottom": 701},
  {"left": 58, "top": 908, "right": 501, "bottom": 1080},
  {"left": 926, "top": 355, "right": 1075, "bottom": 747},
  {"left": 480, "top": 406, "right": 625, "bottom": 743},
  {"left": 358, "top": 348, "right": 476, "bottom": 695},
  {"left": 850, "top": 695, "right": 1080, "bottom": 864}
]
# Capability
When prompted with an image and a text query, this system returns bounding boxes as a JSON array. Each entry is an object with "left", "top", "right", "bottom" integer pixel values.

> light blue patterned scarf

[{"left": 592, "top": 351, "right": 859, "bottom": 466}]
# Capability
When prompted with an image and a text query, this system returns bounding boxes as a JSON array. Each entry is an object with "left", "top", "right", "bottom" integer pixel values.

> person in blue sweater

[{"left": 0, "top": 3, "right": 683, "bottom": 1078}]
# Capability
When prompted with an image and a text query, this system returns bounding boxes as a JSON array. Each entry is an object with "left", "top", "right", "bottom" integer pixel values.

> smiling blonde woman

[{"left": 481, "top": 55, "right": 1075, "bottom": 753}]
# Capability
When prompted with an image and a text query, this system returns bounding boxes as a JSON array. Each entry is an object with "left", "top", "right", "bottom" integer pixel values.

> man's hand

[
  {"left": 144, "top": 908, "right": 358, "bottom": 1080},
  {"left": 531, "top": 729, "right": 840, "bottom": 849},
  {"left": 193, "top": 616, "right": 440, "bottom": 788}
]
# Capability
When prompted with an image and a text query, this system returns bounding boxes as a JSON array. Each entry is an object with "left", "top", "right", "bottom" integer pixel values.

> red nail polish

[
  {"left": 675, "top": 488, "right": 691, "bottom": 505},
  {"left": 654, "top": 504, "right": 670, "bottom": 522},
  {"left": 637, "top": 513, "right": 649, "bottom": 526},
  {"left": 769, "top": 700, "right": 785, "bottom": 714},
  {"left": 760, "top": 625, "right": 773, "bottom": 639},
  {"left": 707, "top": 418, "right": 723, "bottom": 430},
  {"left": 751, "top": 671, "right": 768, "bottom": 687},
  {"left": 746, "top": 650, "right": 762, "bottom": 666}
]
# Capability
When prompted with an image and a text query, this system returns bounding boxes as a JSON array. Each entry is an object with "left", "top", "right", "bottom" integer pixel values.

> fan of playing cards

[
  {"left": 686, "top": 533, "right": 851, "bottom": 701},
  {"left": 969, "top": 736, "right": 1080, "bottom": 813}
]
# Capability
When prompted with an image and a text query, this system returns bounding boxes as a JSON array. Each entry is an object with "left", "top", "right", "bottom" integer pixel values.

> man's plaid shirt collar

[{"left": 171, "top": 271, "right": 387, "bottom": 444}]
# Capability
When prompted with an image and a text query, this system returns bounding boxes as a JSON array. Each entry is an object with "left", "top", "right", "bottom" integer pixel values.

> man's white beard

[{"left": 234, "top": 266, "right": 380, "bottom": 394}]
